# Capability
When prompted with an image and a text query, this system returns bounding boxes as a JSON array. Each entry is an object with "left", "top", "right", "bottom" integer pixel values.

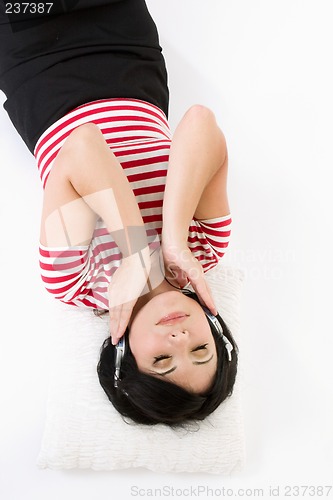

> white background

[{"left": 1, "top": 0, "right": 332, "bottom": 498}]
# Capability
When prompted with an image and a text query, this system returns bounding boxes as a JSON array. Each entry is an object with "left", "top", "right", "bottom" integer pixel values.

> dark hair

[{"left": 97, "top": 295, "right": 238, "bottom": 426}]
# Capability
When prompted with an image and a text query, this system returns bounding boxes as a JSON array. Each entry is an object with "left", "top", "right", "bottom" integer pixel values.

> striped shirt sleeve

[{"left": 188, "top": 214, "right": 232, "bottom": 272}]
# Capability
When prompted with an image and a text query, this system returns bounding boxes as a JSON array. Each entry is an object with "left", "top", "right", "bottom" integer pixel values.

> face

[{"left": 129, "top": 291, "right": 217, "bottom": 394}]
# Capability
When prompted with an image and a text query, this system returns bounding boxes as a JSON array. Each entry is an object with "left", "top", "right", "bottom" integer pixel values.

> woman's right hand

[
  {"left": 108, "top": 249, "right": 151, "bottom": 345},
  {"left": 161, "top": 237, "right": 217, "bottom": 316}
]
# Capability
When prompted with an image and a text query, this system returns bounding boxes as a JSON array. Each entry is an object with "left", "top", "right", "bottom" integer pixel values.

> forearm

[{"left": 162, "top": 106, "right": 226, "bottom": 244}]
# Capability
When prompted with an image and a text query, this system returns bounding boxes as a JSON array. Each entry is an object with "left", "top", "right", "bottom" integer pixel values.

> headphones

[
  {"left": 201, "top": 306, "right": 233, "bottom": 361},
  {"left": 114, "top": 336, "right": 126, "bottom": 388},
  {"left": 113, "top": 296, "right": 233, "bottom": 388}
]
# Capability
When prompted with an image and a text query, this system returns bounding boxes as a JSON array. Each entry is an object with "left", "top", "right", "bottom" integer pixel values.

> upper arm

[
  {"left": 39, "top": 132, "right": 98, "bottom": 247},
  {"left": 193, "top": 150, "right": 229, "bottom": 220}
]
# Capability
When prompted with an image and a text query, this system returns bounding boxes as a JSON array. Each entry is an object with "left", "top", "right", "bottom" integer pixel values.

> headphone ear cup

[
  {"left": 114, "top": 331, "right": 128, "bottom": 388},
  {"left": 203, "top": 310, "right": 234, "bottom": 362}
]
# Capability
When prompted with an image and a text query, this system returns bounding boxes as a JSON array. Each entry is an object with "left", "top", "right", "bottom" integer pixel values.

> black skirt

[{"left": 0, "top": 0, "right": 169, "bottom": 153}]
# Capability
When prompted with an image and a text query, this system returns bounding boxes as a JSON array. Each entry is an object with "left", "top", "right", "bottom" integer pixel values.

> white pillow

[{"left": 37, "top": 264, "right": 245, "bottom": 474}]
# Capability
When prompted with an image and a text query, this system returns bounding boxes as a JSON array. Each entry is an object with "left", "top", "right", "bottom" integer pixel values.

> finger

[
  {"left": 110, "top": 300, "right": 135, "bottom": 344},
  {"left": 174, "top": 259, "right": 211, "bottom": 306},
  {"left": 191, "top": 276, "right": 217, "bottom": 316},
  {"left": 110, "top": 310, "right": 121, "bottom": 344},
  {"left": 109, "top": 304, "right": 124, "bottom": 341},
  {"left": 169, "top": 266, "right": 189, "bottom": 288}
]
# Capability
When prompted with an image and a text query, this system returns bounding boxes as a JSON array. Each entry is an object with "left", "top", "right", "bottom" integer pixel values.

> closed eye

[
  {"left": 153, "top": 353, "right": 214, "bottom": 376},
  {"left": 153, "top": 344, "right": 208, "bottom": 364},
  {"left": 153, "top": 355, "right": 171, "bottom": 364},
  {"left": 192, "top": 343, "right": 208, "bottom": 352}
]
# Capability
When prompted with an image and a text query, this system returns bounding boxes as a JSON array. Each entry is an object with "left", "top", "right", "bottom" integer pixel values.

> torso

[{"left": 36, "top": 99, "right": 232, "bottom": 309}]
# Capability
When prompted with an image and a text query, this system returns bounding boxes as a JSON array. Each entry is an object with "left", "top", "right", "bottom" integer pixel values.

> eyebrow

[{"left": 154, "top": 354, "right": 214, "bottom": 376}]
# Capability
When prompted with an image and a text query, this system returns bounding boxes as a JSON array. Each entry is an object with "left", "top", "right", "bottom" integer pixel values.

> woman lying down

[{"left": 0, "top": 0, "right": 238, "bottom": 425}]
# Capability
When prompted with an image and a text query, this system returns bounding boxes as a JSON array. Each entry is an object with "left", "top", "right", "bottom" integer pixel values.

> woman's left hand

[{"left": 162, "top": 239, "right": 217, "bottom": 315}]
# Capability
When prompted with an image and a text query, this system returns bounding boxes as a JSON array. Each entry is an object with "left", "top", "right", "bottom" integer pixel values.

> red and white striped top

[{"left": 34, "top": 99, "right": 232, "bottom": 309}]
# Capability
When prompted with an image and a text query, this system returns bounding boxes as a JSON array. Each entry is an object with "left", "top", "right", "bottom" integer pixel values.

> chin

[
  {"left": 130, "top": 290, "right": 185, "bottom": 330},
  {"left": 150, "top": 289, "right": 183, "bottom": 304}
]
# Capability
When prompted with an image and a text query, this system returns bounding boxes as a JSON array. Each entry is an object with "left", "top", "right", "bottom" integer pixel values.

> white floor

[{"left": 1, "top": 1, "right": 332, "bottom": 498}]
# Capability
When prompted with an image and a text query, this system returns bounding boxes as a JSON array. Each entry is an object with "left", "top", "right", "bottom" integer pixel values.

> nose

[{"left": 169, "top": 329, "right": 188, "bottom": 339}]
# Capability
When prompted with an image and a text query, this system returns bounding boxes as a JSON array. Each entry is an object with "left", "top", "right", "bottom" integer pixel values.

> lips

[{"left": 156, "top": 312, "right": 189, "bottom": 326}]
